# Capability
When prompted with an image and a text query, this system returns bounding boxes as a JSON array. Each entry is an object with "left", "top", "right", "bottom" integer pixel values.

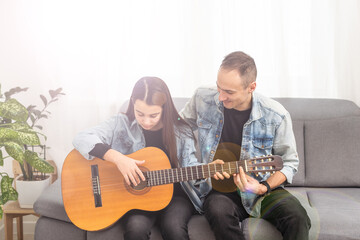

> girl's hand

[
  {"left": 210, "top": 159, "right": 231, "bottom": 180},
  {"left": 103, "top": 149, "right": 145, "bottom": 186}
]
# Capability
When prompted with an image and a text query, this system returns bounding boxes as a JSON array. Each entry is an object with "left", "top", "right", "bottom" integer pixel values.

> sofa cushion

[
  {"left": 35, "top": 216, "right": 86, "bottom": 240},
  {"left": 306, "top": 188, "right": 360, "bottom": 240},
  {"left": 34, "top": 179, "right": 71, "bottom": 223},
  {"left": 188, "top": 215, "right": 216, "bottom": 240},
  {"left": 87, "top": 218, "right": 163, "bottom": 240},
  {"left": 274, "top": 98, "right": 360, "bottom": 120},
  {"left": 304, "top": 117, "right": 360, "bottom": 187},
  {"left": 290, "top": 120, "right": 306, "bottom": 186},
  {"left": 286, "top": 187, "right": 320, "bottom": 240},
  {"left": 307, "top": 188, "right": 360, "bottom": 210},
  {"left": 242, "top": 218, "right": 282, "bottom": 240}
]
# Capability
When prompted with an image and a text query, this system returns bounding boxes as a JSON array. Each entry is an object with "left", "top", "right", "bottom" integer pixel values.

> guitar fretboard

[{"left": 145, "top": 161, "right": 245, "bottom": 186}]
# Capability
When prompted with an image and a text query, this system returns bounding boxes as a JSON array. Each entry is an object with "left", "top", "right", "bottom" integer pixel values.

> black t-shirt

[
  {"left": 215, "top": 107, "right": 252, "bottom": 165},
  {"left": 213, "top": 107, "right": 252, "bottom": 193},
  {"left": 220, "top": 107, "right": 252, "bottom": 146},
  {"left": 142, "top": 128, "right": 184, "bottom": 196},
  {"left": 142, "top": 128, "right": 168, "bottom": 158}
]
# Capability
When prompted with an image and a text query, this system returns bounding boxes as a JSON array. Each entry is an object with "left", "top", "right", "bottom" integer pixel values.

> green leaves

[
  {"left": 0, "top": 174, "right": 18, "bottom": 203},
  {"left": 0, "top": 173, "right": 18, "bottom": 219},
  {"left": 0, "top": 98, "right": 28, "bottom": 122},
  {"left": 3, "top": 142, "right": 25, "bottom": 164},
  {"left": 24, "top": 150, "right": 54, "bottom": 173},
  {"left": 11, "top": 122, "right": 41, "bottom": 145},
  {"left": 0, "top": 122, "right": 40, "bottom": 147},
  {"left": 0, "top": 150, "right": 3, "bottom": 166}
]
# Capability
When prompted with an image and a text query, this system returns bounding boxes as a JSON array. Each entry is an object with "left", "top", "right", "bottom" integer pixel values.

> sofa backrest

[
  {"left": 274, "top": 98, "right": 360, "bottom": 187},
  {"left": 121, "top": 97, "right": 360, "bottom": 188}
]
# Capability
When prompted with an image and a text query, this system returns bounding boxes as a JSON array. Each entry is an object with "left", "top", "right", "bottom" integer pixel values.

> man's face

[{"left": 216, "top": 68, "right": 256, "bottom": 111}]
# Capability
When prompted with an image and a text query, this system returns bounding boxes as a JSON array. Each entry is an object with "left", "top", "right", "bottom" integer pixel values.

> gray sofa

[{"left": 34, "top": 97, "right": 360, "bottom": 240}]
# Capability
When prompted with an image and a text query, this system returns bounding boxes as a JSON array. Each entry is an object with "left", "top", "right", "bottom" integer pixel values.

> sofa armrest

[{"left": 34, "top": 179, "right": 71, "bottom": 223}]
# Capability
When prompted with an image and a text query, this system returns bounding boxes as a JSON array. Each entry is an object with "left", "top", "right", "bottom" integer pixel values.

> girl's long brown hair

[{"left": 126, "top": 77, "right": 192, "bottom": 167}]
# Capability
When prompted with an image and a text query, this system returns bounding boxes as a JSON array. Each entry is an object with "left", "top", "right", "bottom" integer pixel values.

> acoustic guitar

[{"left": 61, "top": 147, "right": 282, "bottom": 231}]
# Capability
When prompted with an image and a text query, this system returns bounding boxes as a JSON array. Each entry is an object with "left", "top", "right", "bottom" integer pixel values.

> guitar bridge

[{"left": 91, "top": 165, "right": 102, "bottom": 207}]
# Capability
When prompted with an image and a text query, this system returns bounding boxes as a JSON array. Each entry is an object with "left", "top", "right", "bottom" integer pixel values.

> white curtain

[{"left": 1, "top": 0, "right": 360, "bottom": 175}]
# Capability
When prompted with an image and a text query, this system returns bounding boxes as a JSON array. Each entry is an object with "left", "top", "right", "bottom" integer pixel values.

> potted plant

[{"left": 0, "top": 83, "right": 64, "bottom": 214}]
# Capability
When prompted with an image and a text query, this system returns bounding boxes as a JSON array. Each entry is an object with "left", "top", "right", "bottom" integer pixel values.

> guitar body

[
  {"left": 61, "top": 147, "right": 173, "bottom": 231},
  {"left": 211, "top": 142, "right": 241, "bottom": 193}
]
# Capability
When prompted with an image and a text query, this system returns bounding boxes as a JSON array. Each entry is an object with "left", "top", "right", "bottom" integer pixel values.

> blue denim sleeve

[
  {"left": 176, "top": 129, "right": 199, "bottom": 167},
  {"left": 273, "top": 112, "right": 299, "bottom": 184},
  {"left": 73, "top": 115, "right": 119, "bottom": 160},
  {"left": 179, "top": 90, "right": 199, "bottom": 131}
]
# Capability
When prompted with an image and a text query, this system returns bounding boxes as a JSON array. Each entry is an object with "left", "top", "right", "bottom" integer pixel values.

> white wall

[{"left": 1, "top": 0, "right": 360, "bottom": 184}]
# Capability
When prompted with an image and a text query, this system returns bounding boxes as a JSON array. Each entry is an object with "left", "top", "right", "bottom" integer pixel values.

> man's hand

[
  {"left": 233, "top": 166, "right": 267, "bottom": 195},
  {"left": 209, "top": 159, "right": 231, "bottom": 180},
  {"left": 103, "top": 149, "right": 146, "bottom": 186}
]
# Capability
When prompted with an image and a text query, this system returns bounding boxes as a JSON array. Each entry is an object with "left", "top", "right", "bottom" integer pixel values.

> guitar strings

[
  {"left": 97, "top": 164, "right": 274, "bottom": 184},
  {"left": 90, "top": 162, "right": 275, "bottom": 193}
]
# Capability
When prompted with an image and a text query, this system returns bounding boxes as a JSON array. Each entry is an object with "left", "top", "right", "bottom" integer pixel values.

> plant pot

[{"left": 15, "top": 174, "right": 51, "bottom": 208}]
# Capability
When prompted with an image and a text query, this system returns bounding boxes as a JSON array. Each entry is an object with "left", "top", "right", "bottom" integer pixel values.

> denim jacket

[
  {"left": 180, "top": 87, "right": 299, "bottom": 217},
  {"left": 73, "top": 113, "right": 211, "bottom": 213}
]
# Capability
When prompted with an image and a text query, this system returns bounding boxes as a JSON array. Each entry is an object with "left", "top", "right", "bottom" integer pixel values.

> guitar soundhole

[
  {"left": 125, "top": 166, "right": 151, "bottom": 195},
  {"left": 130, "top": 181, "right": 147, "bottom": 191}
]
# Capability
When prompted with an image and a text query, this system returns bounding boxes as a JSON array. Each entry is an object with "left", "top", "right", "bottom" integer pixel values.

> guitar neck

[{"left": 145, "top": 161, "right": 244, "bottom": 187}]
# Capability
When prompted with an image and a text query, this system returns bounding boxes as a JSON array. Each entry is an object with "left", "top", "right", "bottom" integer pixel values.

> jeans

[
  {"left": 204, "top": 189, "right": 311, "bottom": 240},
  {"left": 121, "top": 194, "right": 195, "bottom": 240}
]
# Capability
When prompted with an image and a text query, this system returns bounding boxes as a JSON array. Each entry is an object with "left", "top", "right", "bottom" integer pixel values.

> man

[{"left": 180, "top": 51, "right": 311, "bottom": 240}]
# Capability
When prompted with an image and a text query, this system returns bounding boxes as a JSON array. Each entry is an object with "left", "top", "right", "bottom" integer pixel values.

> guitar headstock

[{"left": 244, "top": 155, "right": 283, "bottom": 174}]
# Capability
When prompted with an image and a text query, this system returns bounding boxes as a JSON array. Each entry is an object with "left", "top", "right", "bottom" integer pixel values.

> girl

[{"left": 73, "top": 76, "right": 209, "bottom": 240}]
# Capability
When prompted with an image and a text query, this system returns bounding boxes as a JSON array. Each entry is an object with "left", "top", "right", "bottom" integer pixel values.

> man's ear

[{"left": 248, "top": 82, "right": 256, "bottom": 93}]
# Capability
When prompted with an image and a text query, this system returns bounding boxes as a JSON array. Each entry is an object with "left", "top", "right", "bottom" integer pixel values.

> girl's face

[{"left": 133, "top": 99, "right": 163, "bottom": 131}]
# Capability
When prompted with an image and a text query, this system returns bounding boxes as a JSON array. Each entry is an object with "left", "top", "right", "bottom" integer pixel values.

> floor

[
  {"left": 11, "top": 234, "right": 34, "bottom": 240},
  {"left": 24, "top": 234, "right": 34, "bottom": 240},
  {"left": 0, "top": 231, "right": 34, "bottom": 240}
]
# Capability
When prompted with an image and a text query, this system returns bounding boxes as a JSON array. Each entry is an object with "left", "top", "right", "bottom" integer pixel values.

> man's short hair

[{"left": 220, "top": 51, "right": 257, "bottom": 87}]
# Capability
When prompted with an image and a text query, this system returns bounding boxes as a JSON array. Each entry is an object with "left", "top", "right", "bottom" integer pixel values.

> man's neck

[{"left": 234, "top": 95, "right": 253, "bottom": 111}]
